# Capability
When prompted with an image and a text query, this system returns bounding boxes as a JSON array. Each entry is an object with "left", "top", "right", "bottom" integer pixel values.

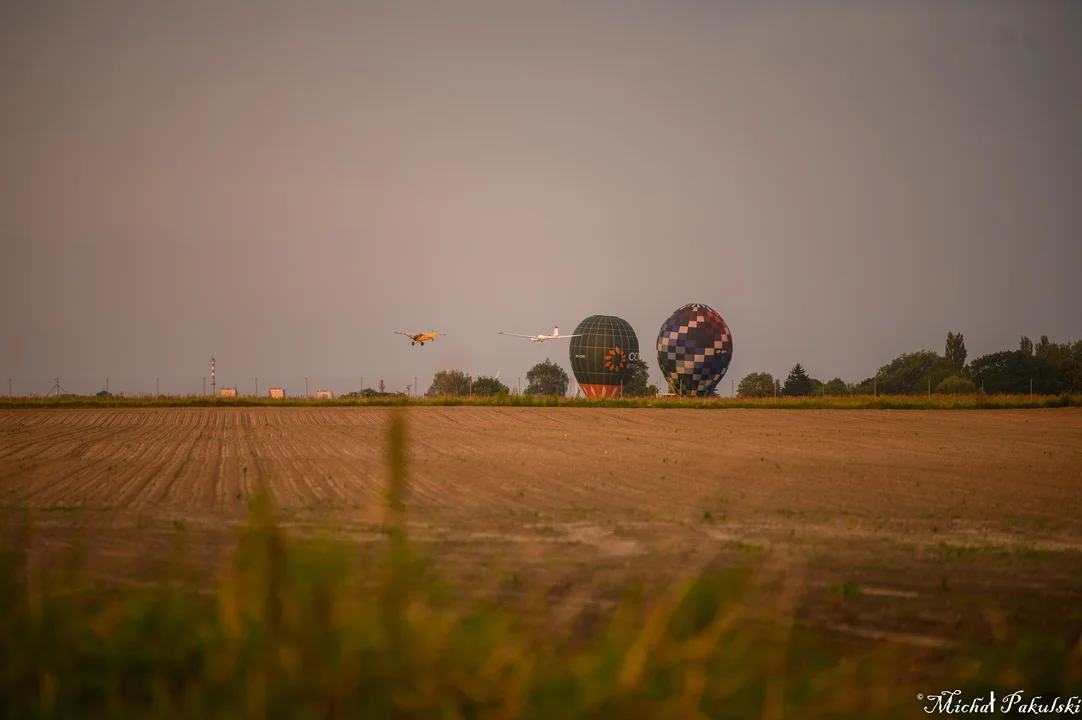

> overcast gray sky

[{"left": 2, "top": 0, "right": 1080, "bottom": 397}]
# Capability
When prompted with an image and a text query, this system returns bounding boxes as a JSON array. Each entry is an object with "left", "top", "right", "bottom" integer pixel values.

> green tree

[
  {"left": 1059, "top": 357, "right": 1082, "bottom": 394},
  {"left": 1012, "top": 337, "right": 1082, "bottom": 392},
  {"left": 471, "top": 375, "right": 509, "bottom": 397},
  {"left": 782, "top": 364, "right": 814, "bottom": 397},
  {"left": 425, "top": 370, "right": 471, "bottom": 397},
  {"left": 935, "top": 375, "right": 977, "bottom": 395},
  {"left": 1037, "top": 338, "right": 1082, "bottom": 393},
  {"left": 849, "top": 377, "right": 876, "bottom": 395},
  {"left": 967, "top": 351, "right": 1062, "bottom": 394},
  {"left": 525, "top": 359, "right": 569, "bottom": 396},
  {"left": 945, "top": 332, "right": 967, "bottom": 374},
  {"left": 737, "top": 372, "right": 776, "bottom": 398},
  {"left": 620, "top": 358, "right": 658, "bottom": 397},
  {"left": 1019, "top": 335, "right": 1033, "bottom": 356},
  {"left": 1034, "top": 335, "right": 1054, "bottom": 359},
  {"left": 874, "top": 350, "right": 951, "bottom": 395},
  {"left": 823, "top": 377, "right": 848, "bottom": 396}
]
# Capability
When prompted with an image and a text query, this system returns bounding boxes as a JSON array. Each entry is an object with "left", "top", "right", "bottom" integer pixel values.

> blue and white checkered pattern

[{"left": 656, "top": 303, "right": 733, "bottom": 396}]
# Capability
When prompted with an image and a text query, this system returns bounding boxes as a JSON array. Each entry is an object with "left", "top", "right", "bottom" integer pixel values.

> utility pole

[
  {"left": 157, "top": 377, "right": 159, "bottom": 397},
  {"left": 255, "top": 377, "right": 258, "bottom": 397},
  {"left": 106, "top": 378, "right": 109, "bottom": 395},
  {"left": 8, "top": 378, "right": 10, "bottom": 397},
  {"left": 927, "top": 376, "right": 930, "bottom": 400},
  {"left": 1030, "top": 378, "right": 1033, "bottom": 397},
  {"left": 203, "top": 377, "right": 206, "bottom": 395},
  {"left": 732, "top": 378, "right": 734, "bottom": 398},
  {"left": 414, "top": 376, "right": 417, "bottom": 399},
  {"left": 305, "top": 377, "right": 308, "bottom": 398}
]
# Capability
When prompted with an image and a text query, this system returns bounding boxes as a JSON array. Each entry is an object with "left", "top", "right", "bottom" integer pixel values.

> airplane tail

[{"left": 553, "top": 326, "right": 559, "bottom": 338}]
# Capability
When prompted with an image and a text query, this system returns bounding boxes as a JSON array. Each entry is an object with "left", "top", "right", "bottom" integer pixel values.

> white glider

[{"left": 499, "top": 327, "right": 582, "bottom": 343}]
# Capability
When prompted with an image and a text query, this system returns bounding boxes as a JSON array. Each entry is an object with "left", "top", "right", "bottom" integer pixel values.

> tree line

[
  {"left": 425, "top": 358, "right": 659, "bottom": 398},
  {"left": 737, "top": 333, "right": 1082, "bottom": 398}
]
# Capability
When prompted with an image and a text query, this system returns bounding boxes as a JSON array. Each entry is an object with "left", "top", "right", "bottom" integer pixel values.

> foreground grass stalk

[
  {"left": 380, "top": 409, "right": 413, "bottom": 680},
  {"left": 382, "top": 409, "right": 409, "bottom": 543}
]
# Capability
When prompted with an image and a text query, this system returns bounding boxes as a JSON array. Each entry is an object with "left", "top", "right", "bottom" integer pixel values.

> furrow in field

[
  {"left": 0, "top": 422, "right": 102, "bottom": 461},
  {"left": 0, "top": 412, "right": 133, "bottom": 472},
  {"left": 139, "top": 412, "right": 218, "bottom": 509},
  {"left": 65, "top": 409, "right": 171, "bottom": 509},
  {"left": 403, "top": 432, "right": 504, "bottom": 512},
  {"left": 0, "top": 411, "right": 179, "bottom": 506},
  {"left": 107, "top": 416, "right": 179, "bottom": 508},
  {"left": 205, "top": 410, "right": 244, "bottom": 511},
  {"left": 288, "top": 422, "right": 376, "bottom": 505},
  {"left": 245, "top": 411, "right": 282, "bottom": 506},
  {"left": 467, "top": 410, "right": 668, "bottom": 518},
  {"left": 250, "top": 416, "right": 317, "bottom": 509},
  {"left": 221, "top": 412, "right": 254, "bottom": 505},
  {"left": 263, "top": 412, "right": 386, "bottom": 508},
  {"left": 180, "top": 410, "right": 231, "bottom": 510},
  {"left": 400, "top": 409, "right": 600, "bottom": 517}
]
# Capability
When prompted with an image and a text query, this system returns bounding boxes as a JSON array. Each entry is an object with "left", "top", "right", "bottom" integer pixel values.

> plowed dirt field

[{"left": 2, "top": 407, "right": 1081, "bottom": 653}]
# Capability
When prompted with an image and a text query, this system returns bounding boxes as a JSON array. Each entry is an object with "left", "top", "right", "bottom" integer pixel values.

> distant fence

[
  {"left": 1, "top": 393, "right": 1080, "bottom": 411},
  {"left": 3, "top": 376, "right": 1077, "bottom": 404},
  {"left": 1, "top": 376, "right": 431, "bottom": 400},
  {"left": 1, "top": 375, "right": 583, "bottom": 400}
]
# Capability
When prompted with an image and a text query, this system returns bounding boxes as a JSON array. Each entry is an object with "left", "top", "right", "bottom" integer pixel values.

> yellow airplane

[{"left": 395, "top": 331, "right": 445, "bottom": 346}]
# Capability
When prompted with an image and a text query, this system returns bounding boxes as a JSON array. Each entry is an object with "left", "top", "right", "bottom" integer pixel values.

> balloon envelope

[
  {"left": 656, "top": 303, "right": 733, "bottom": 396},
  {"left": 569, "top": 315, "right": 639, "bottom": 398}
]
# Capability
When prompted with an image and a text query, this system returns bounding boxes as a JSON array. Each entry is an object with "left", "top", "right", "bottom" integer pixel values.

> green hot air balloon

[{"left": 568, "top": 315, "right": 639, "bottom": 398}]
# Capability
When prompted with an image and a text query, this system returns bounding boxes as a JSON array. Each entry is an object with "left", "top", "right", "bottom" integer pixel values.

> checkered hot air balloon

[{"left": 656, "top": 303, "right": 733, "bottom": 397}]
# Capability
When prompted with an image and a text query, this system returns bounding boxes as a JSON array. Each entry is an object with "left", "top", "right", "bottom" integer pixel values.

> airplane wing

[
  {"left": 395, "top": 331, "right": 418, "bottom": 337},
  {"left": 499, "top": 333, "right": 537, "bottom": 339},
  {"left": 552, "top": 334, "right": 583, "bottom": 339}
]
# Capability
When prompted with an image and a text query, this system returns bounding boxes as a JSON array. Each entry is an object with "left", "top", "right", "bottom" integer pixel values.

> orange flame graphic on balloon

[{"left": 604, "top": 347, "right": 627, "bottom": 372}]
